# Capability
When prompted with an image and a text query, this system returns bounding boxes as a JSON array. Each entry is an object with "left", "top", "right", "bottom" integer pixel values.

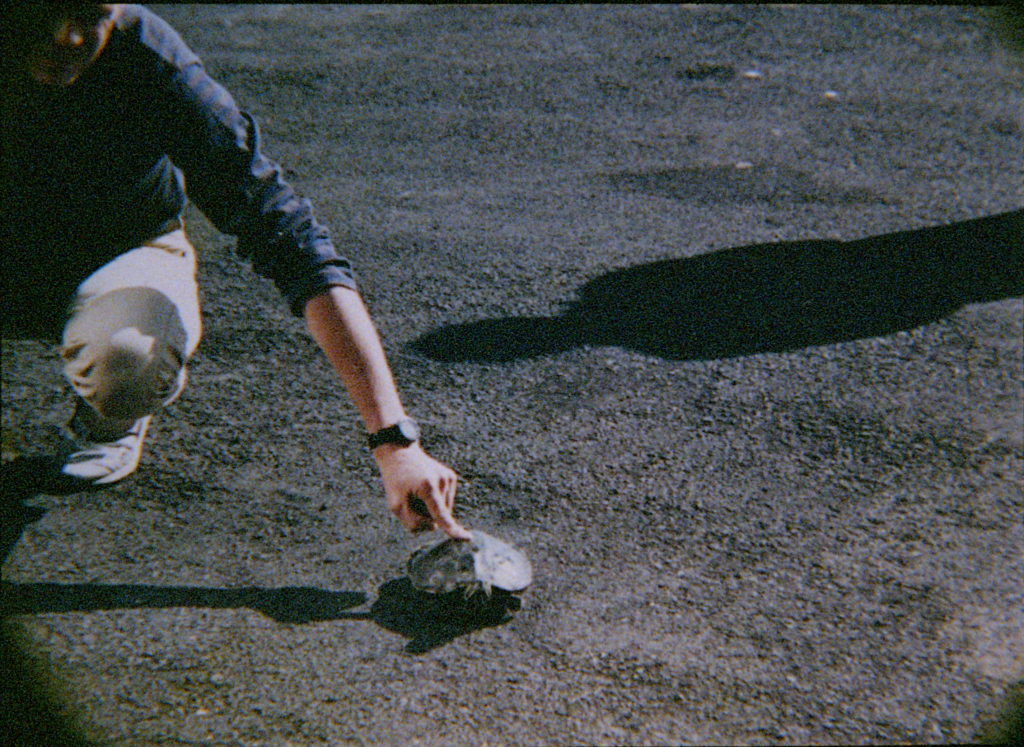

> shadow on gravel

[
  {"left": 2, "top": 458, "right": 67, "bottom": 565},
  {"left": 411, "top": 210, "right": 1023, "bottom": 363},
  {"left": 3, "top": 456, "right": 98, "bottom": 499},
  {"left": 0, "top": 577, "right": 519, "bottom": 653},
  {"left": 2, "top": 456, "right": 124, "bottom": 566},
  {"left": 2, "top": 469, "right": 515, "bottom": 654},
  {"left": 0, "top": 581, "right": 366, "bottom": 624},
  {"left": 369, "top": 577, "right": 521, "bottom": 654},
  {"left": 1, "top": 502, "right": 47, "bottom": 568}
]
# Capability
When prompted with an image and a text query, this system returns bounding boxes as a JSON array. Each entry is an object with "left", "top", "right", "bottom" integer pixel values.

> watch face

[
  {"left": 368, "top": 419, "right": 420, "bottom": 449},
  {"left": 397, "top": 419, "right": 420, "bottom": 443}
]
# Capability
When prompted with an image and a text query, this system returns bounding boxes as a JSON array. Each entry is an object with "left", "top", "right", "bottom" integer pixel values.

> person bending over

[{"left": 1, "top": 3, "right": 471, "bottom": 540}]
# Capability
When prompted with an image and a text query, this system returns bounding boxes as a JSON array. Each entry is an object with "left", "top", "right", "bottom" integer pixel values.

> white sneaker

[{"left": 61, "top": 403, "right": 152, "bottom": 486}]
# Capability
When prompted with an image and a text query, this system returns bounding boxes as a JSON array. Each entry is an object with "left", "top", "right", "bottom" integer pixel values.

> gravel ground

[{"left": 3, "top": 5, "right": 1022, "bottom": 745}]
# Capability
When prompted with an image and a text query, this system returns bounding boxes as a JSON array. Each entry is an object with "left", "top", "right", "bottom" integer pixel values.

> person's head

[{"left": 1, "top": 3, "right": 122, "bottom": 86}]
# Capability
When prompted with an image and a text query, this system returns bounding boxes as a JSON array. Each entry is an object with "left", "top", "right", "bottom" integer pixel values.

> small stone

[
  {"left": 734, "top": 161, "right": 754, "bottom": 170},
  {"left": 742, "top": 69, "right": 763, "bottom": 80},
  {"left": 823, "top": 90, "right": 840, "bottom": 101}
]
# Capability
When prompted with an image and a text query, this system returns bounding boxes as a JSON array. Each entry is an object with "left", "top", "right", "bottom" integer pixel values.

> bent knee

[{"left": 62, "top": 327, "right": 186, "bottom": 420}]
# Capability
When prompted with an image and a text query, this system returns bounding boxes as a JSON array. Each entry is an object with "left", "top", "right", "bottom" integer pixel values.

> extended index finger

[{"left": 421, "top": 480, "right": 471, "bottom": 540}]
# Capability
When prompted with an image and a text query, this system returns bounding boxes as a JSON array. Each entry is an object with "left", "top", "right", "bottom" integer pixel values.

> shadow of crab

[{"left": 370, "top": 577, "right": 523, "bottom": 654}]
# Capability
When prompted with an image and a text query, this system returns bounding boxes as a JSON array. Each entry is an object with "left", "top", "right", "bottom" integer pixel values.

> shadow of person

[
  {"left": 3, "top": 465, "right": 520, "bottom": 651},
  {"left": 370, "top": 577, "right": 521, "bottom": 654},
  {"left": 4, "top": 455, "right": 97, "bottom": 499},
  {"left": 2, "top": 455, "right": 134, "bottom": 568},
  {"left": 0, "top": 576, "right": 520, "bottom": 653},
  {"left": 1, "top": 502, "right": 47, "bottom": 570},
  {"left": 1, "top": 457, "right": 75, "bottom": 565},
  {"left": 411, "top": 210, "right": 1023, "bottom": 363},
  {"left": 0, "top": 580, "right": 366, "bottom": 744},
  {"left": 0, "top": 581, "right": 367, "bottom": 624}
]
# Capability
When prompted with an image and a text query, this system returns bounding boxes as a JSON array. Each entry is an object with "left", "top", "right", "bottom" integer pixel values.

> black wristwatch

[{"left": 367, "top": 418, "right": 420, "bottom": 450}]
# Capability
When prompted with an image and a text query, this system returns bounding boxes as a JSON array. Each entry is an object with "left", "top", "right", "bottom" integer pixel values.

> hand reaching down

[{"left": 373, "top": 442, "right": 472, "bottom": 540}]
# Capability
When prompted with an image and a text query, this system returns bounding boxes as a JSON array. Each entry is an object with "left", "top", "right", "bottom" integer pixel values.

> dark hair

[{"left": 0, "top": 3, "right": 111, "bottom": 58}]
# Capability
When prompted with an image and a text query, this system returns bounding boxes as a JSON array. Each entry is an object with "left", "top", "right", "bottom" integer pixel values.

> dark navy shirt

[{"left": 1, "top": 4, "right": 357, "bottom": 317}]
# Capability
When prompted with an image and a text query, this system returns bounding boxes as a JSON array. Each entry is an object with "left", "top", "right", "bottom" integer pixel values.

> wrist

[
  {"left": 367, "top": 418, "right": 420, "bottom": 451},
  {"left": 370, "top": 443, "right": 418, "bottom": 462}
]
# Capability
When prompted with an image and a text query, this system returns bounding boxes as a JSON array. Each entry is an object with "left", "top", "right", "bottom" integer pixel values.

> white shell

[{"left": 408, "top": 530, "right": 533, "bottom": 594}]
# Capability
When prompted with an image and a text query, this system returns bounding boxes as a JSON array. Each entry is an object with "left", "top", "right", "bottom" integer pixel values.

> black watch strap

[{"left": 367, "top": 418, "right": 420, "bottom": 450}]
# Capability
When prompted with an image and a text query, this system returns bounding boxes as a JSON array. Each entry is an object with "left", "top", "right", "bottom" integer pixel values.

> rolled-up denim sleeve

[{"left": 157, "top": 55, "right": 357, "bottom": 316}]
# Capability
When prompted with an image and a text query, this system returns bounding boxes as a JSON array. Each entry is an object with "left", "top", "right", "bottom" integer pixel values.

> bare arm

[{"left": 303, "top": 285, "right": 471, "bottom": 539}]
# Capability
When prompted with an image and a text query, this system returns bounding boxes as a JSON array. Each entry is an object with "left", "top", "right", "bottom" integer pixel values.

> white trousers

[{"left": 60, "top": 228, "right": 202, "bottom": 423}]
